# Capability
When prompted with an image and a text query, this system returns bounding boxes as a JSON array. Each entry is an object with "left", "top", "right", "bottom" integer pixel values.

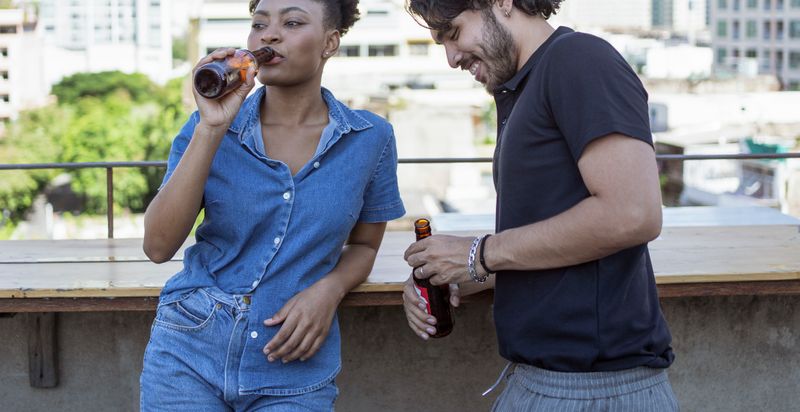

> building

[
  {"left": 711, "top": 0, "right": 800, "bottom": 90},
  {"left": 37, "top": 0, "right": 172, "bottom": 85},
  {"left": 0, "top": 9, "right": 24, "bottom": 122},
  {"left": 554, "top": 0, "right": 653, "bottom": 31}
]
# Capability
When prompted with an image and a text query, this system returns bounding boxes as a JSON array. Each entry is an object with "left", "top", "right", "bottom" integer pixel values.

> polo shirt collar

[{"left": 495, "top": 26, "right": 574, "bottom": 94}]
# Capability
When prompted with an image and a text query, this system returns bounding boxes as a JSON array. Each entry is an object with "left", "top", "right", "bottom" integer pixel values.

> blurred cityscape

[{"left": 0, "top": 0, "right": 799, "bottom": 239}]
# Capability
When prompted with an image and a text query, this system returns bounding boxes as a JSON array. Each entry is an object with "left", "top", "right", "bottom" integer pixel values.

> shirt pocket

[{"left": 154, "top": 289, "right": 219, "bottom": 332}]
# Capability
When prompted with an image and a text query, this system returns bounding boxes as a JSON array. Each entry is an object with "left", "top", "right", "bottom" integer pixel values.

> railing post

[{"left": 106, "top": 167, "right": 113, "bottom": 239}]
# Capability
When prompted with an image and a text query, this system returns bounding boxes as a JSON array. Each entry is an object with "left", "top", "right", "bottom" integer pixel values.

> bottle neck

[{"left": 250, "top": 47, "right": 275, "bottom": 66}]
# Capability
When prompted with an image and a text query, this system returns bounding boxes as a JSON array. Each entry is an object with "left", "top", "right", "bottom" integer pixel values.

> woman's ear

[{"left": 322, "top": 30, "right": 341, "bottom": 58}]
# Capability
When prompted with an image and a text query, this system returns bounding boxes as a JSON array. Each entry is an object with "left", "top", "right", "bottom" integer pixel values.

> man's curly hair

[
  {"left": 407, "top": 0, "right": 563, "bottom": 32},
  {"left": 248, "top": 0, "right": 361, "bottom": 35}
]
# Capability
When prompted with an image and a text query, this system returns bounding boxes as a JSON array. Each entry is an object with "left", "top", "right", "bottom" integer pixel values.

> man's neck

[{"left": 511, "top": 16, "right": 556, "bottom": 71}]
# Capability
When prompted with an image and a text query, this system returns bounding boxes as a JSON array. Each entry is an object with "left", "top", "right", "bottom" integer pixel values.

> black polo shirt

[{"left": 491, "top": 27, "right": 674, "bottom": 372}]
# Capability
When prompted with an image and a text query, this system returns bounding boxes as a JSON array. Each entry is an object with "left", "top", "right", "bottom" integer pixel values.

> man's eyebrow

[{"left": 253, "top": 7, "right": 310, "bottom": 18}]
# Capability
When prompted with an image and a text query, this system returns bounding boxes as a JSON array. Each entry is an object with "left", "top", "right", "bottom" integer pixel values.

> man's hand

[
  {"left": 402, "top": 276, "right": 461, "bottom": 340},
  {"left": 404, "top": 234, "right": 484, "bottom": 286},
  {"left": 262, "top": 281, "right": 341, "bottom": 363}
]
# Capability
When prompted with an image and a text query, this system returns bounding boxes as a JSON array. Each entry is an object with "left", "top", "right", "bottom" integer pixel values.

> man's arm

[
  {"left": 484, "top": 134, "right": 662, "bottom": 272},
  {"left": 404, "top": 133, "right": 661, "bottom": 286}
]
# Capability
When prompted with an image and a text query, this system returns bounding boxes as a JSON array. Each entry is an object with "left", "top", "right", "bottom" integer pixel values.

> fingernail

[
  {"left": 426, "top": 327, "right": 436, "bottom": 334},
  {"left": 427, "top": 317, "right": 436, "bottom": 324},
  {"left": 268, "top": 356, "right": 275, "bottom": 362},
  {"left": 418, "top": 303, "right": 426, "bottom": 310},
  {"left": 282, "top": 359, "right": 288, "bottom": 364},
  {"left": 264, "top": 349, "right": 270, "bottom": 355},
  {"left": 420, "top": 333, "right": 429, "bottom": 340}
]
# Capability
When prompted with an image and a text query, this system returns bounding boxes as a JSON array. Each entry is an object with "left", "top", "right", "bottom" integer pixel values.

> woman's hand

[
  {"left": 192, "top": 48, "right": 257, "bottom": 130},
  {"left": 262, "top": 280, "right": 342, "bottom": 363}
]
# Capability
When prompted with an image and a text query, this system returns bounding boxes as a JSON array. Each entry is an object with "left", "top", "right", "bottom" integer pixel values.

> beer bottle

[
  {"left": 193, "top": 47, "right": 275, "bottom": 99},
  {"left": 413, "top": 218, "right": 454, "bottom": 338}
]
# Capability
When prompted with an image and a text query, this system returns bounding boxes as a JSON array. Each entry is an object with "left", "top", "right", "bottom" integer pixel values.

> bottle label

[{"left": 414, "top": 284, "right": 431, "bottom": 314}]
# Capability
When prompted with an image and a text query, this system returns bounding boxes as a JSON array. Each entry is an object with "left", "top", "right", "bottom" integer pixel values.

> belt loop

[{"left": 483, "top": 361, "right": 515, "bottom": 396}]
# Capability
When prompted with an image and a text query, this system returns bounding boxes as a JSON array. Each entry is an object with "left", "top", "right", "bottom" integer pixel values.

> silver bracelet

[{"left": 467, "top": 236, "right": 488, "bottom": 283}]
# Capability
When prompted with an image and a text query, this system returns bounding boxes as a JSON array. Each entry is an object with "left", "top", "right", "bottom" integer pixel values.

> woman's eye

[
  {"left": 285, "top": 20, "right": 301, "bottom": 27},
  {"left": 251, "top": 23, "right": 266, "bottom": 30}
]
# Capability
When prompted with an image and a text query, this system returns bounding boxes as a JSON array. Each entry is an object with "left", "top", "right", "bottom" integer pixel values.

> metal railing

[{"left": 2, "top": 152, "right": 800, "bottom": 239}]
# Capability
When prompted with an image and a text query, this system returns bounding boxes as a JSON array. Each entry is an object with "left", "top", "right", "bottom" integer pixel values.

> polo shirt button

[
  {"left": 313, "top": 161, "right": 320, "bottom": 168},
  {"left": 283, "top": 192, "right": 291, "bottom": 200},
  {"left": 251, "top": 280, "right": 259, "bottom": 288},
  {"left": 274, "top": 237, "right": 281, "bottom": 245},
  {"left": 250, "top": 331, "right": 258, "bottom": 339},
  {"left": 501, "top": 118, "right": 507, "bottom": 125}
]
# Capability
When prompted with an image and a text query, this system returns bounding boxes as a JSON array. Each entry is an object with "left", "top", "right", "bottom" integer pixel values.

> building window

[
  {"left": 747, "top": 0, "right": 758, "bottom": 8},
  {"left": 368, "top": 44, "right": 397, "bottom": 57},
  {"left": 719, "top": 0, "right": 728, "bottom": 8},
  {"left": 337, "top": 45, "right": 360, "bottom": 57},
  {"left": 792, "top": 0, "right": 800, "bottom": 7},
  {"left": 717, "top": 48, "right": 728, "bottom": 65},
  {"left": 733, "top": 20, "right": 740, "bottom": 39},
  {"left": 0, "top": 48, "right": 7, "bottom": 57},
  {"left": 790, "top": 51, "right": 800, "bottom": 69},
  {"left": 408, "top": 41, "right": 429, "bottom": 56},
  {"left": 0, "top": 71, "right": 7, "bottom": 80},
  {"left": 790, "top": 21, "right": 800, "bottom": 38},
  {"left": 0, "top": 95, "right": 8, "bottom": 103},
  {"left": 733, "top": 0, "right": 740, "bottom": 10},
  {"left": 763, "top": 21, "right": 772, "bottom": 39},
  {"left": 747, "top": 21, "right": 757, "bottom": 38},
  {"left": 717, "top": 21, "right": 728, "bottom": 37},
  {"left": 788, "top": 81, "right": 800, "bottom": 90},
  {"left": 0, "top": 26, "right": 16, "bottom": 34}
]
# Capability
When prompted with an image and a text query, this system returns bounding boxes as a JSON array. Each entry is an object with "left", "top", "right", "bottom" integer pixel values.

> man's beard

[{"left": 479, "top": 9, "right": 518, "bottom": 93}]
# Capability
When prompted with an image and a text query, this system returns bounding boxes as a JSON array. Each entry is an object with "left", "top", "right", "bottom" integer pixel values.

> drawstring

[{"left": 482, "top": 362, "right": 515, "bottom": 396}]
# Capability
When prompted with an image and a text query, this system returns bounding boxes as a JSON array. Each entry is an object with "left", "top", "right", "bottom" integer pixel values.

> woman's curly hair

[
  {"left": 407, "top": 0, "right": 563, "bottom": 32},
  {"left": 249, "top": 0, "right": 361, "bottom": 35}
]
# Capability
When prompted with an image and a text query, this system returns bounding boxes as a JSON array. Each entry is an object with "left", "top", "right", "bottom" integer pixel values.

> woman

[{"left": 140, "top": 0, "right": 404, "bottom": 410}]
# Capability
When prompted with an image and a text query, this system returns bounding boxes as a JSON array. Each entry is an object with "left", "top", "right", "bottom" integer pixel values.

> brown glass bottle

[
  {"left": 412, "top": 218, "right": 454, "bottom": 338},
  {"left": 193, "top": 47, "right": 275, "bottom": 99}
]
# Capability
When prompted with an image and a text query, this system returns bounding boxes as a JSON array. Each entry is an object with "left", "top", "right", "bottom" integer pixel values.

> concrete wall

[{"left": 1, "top": 295, "right": 798, "bottom": 411}]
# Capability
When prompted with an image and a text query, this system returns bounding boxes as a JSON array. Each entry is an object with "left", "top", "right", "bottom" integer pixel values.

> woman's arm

[
  {"left": 143, "top": 49, "right": 257, "bottom": 263},
  {"left": 263, "top": 222, "right": 386, "bottom": 363}
]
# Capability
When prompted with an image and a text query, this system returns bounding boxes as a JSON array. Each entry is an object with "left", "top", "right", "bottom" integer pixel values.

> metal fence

[{"left": 2, "top": 152, "right": 800, "bottom": 238}]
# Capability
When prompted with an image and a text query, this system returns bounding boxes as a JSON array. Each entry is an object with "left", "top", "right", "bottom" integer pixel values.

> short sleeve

[
  {"left": 544, "top": 34, "right": 653, "bottom": 161},
  {"left": 159, "top": 111, "right": 200, "bottom": 190},
  {"left": 359, "top": 128, "right": 405, "bottom": 223}
]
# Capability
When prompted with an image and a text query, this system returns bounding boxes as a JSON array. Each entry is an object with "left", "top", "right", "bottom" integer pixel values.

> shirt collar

[
  {"left": 228, "top": 86, "right": 373, "bottom": 140},
  {"left": 495, "top": 26, "right": 573, "bottom": 94}
]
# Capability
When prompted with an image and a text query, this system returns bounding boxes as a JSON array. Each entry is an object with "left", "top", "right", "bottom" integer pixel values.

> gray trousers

[{"left": 491, "top": 364, "right": 679, "bottom": 412}]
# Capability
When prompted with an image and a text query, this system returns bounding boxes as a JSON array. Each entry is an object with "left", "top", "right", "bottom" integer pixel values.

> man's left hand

[{"left": 404, "top": 234, "right": 477, "bottom": 285}]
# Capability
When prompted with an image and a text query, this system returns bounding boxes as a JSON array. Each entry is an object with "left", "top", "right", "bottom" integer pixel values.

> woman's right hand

[
  {"left": 192, "top": 48, "right": 257, "bottom": 130},
  {"left": 402, "top": 275, "right": 441, "bottom": 340}
]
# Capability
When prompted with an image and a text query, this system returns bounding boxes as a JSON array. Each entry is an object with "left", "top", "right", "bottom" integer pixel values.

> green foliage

[
  {"left": 0, "top": 72, "right": 188, "bottom": 221},
  {"left": 51, "top": 71, "right": 161, "bottom": 105}
]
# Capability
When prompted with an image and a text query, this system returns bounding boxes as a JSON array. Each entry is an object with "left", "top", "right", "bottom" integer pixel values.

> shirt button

[
  {"left": 313, "top": 161, "right": 320, "bottom": 169},
  {"left": 501, "top": 118, "right": 507, "bottom": 125},
  {"left": 250, "top": 331, "right": 258, "bottom": 339},
  {"left": 283, "top": 192, "right": 291, "bottom": 200},
  {"left": 251, "top": 280, "right": 259, "bottom": 289},
  {"left": 273, "top": 237, "right": 281, "bottom": 245}
]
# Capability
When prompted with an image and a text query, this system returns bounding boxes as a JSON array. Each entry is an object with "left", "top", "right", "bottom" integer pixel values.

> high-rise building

[
  {"left": 0, "top": 9, "right": 24, "bottom": 122},
  {"left": 711, "top": 0, "right": 800, "bottom": 90},
  {"left": 38, "top": 0, "right": 172, "bottom": 85}
]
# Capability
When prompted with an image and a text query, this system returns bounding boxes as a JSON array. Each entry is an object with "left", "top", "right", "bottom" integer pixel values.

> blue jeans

[{"left": 140, "top": 288, "right": 338, "bottom": 411}]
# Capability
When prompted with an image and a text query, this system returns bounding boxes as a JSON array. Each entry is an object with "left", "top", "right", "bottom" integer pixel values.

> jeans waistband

[
  {"left": 511, "top": 364, "right": 670, "bottom": 400},
  {"left": 197, "top": 286, "right": 252, "bottom": 313}
]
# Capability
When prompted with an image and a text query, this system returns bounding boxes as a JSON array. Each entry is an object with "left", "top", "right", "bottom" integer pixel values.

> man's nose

[{"left": 445, "top": 44, "right": 461, "bottom": 69}]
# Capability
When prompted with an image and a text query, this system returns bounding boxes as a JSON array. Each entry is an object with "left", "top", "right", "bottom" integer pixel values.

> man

[{"left": 401, "top": 0, "right": 679, "bottom": 410}]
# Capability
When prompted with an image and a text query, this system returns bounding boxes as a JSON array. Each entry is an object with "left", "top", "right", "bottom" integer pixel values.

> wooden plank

[
  {"left": 27, "top": 312, "right": 58, "bottom": 388},
  {"left": 0, "top": 225, "right": 798, "bottom": 300}
]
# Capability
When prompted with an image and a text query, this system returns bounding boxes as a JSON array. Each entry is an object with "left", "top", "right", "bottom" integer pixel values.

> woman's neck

[{"left": 260, "top": 82, "right": 329, "bottom": 127}]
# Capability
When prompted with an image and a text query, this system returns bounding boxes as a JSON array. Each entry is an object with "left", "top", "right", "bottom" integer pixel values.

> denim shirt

[{"left": 158, "top": 87, "right": 405, "bottom": 394}]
